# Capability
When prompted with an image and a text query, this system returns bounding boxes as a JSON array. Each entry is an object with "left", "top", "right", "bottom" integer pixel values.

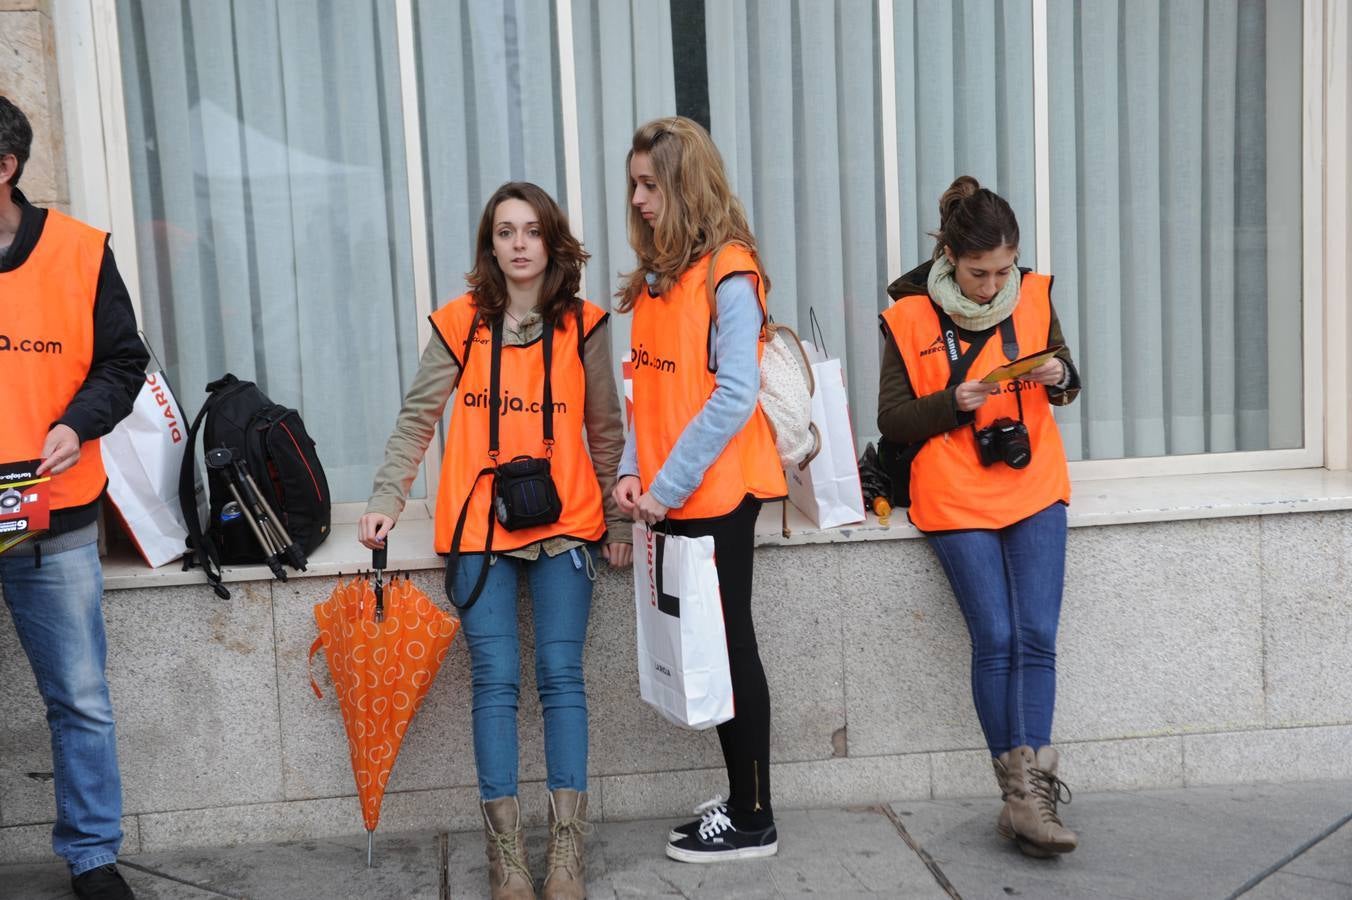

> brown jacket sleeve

[
  {"left": 366, "top": 336, "right": 459, "bottom": 519},
  {"left": 1045, "top": 299, "right": 1082, "bottom": 406},
  {"left": 876, "top": 300, "right": 1080, "bottom": 445},
  {"left": 581, "top": 318, "right": 632, "bottom": 544}
]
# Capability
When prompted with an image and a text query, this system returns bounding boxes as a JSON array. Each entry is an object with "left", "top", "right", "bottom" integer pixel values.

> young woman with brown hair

[
  {"left": 360, "top": 182, "right": 630, "bottom": 899},
  {"left": 613, "top": 116, "right": 787, "bottom": 864}
]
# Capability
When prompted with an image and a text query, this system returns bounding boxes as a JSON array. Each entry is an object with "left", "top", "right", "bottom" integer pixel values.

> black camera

[{"left": 975, "top": 417, "right": 1032, "bottom": 469}]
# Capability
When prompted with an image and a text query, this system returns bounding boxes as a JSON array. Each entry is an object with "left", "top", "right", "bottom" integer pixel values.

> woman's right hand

[
  {"left": 613, "top": 475, "right": 642, "bottom": 517},
  {"left": 955, "top": 380, "right": 1001, "bottom": 412},
  {"left": 358, "top": 513, "right": 397, "bottom": 550}
]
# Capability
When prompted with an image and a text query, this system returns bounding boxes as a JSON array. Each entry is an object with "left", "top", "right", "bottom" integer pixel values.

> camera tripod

[{"left": 205, "top": 447, "right": 308, "bottom": 580}]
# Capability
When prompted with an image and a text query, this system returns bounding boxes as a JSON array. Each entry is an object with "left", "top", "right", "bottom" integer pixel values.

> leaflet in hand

[
  {"left": 981, "top": 345, "right": 1065, "bottom": 383},
  {"left": 0, "top": 459, "right": 51, "bottom": 554}
]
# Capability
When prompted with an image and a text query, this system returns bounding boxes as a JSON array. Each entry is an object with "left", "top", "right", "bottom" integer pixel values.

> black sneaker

[
  {"left": 71, "top": 864, "right": 135, "bottom": 900},
  {"left": 665, "top": 806, "right": 778, "bottom": 863},
  {"left": 667, "top": 794, "right": 728, "bottom": 842}
]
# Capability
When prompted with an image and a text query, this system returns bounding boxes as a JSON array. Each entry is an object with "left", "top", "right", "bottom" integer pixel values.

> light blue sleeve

[
  {"left": 619, "top": 426, "right": 639, "bottom": 478},
  {"left": 648, "top": 274, "right": 762, "bottom": 510}
]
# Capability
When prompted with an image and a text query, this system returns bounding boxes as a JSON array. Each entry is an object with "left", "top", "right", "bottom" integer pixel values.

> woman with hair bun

[{"left": 877, "top": 175, "right": 1082, "bottom": 858}]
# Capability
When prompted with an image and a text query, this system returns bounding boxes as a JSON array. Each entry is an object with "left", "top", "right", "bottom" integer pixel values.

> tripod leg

[{"left": 227, "top": 482, "right": 277, "bottom": 558}]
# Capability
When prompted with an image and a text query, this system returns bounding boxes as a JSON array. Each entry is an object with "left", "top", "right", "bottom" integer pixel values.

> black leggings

[{"left": 666, "top": 494, "right": 773, "bottom": 824}]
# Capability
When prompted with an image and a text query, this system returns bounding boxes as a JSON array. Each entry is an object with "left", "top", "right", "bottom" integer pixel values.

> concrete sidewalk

[{"left": 2, "top": 780, "right": 1348, "bottom": 899}]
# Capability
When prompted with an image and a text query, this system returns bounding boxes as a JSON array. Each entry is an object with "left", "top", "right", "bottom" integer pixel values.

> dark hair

[
  {"left": 932, "top": 175, "right": 1019, "bottom": 259},
  {"left": 0, "top": 96, "right": 33, "bottom": 190},
  {"left": 466, "top": 182, "right": 590, "bottom": 326}
]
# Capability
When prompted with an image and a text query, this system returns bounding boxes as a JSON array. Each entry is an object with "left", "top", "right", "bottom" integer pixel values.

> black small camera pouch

[
  {"left": 494, "top": 455, "right": 563, "bottom": 530},
  {"left": 446, "top": 315, "right": 564, "bottom": 610}
]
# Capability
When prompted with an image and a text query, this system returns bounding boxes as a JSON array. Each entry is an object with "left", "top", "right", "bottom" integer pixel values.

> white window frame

[
  {"left": 53, "top": 0, "right": 1344, "bottom": 524},
  {"left": 878, "top": 0, "right": 1334, "bottom": 480}
]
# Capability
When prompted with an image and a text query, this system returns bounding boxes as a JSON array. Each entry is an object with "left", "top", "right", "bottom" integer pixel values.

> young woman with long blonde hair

[{"left": 613, "top": 116, "right": 787, "bottom": 863}]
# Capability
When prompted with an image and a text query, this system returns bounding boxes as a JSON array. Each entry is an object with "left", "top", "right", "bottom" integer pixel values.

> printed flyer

[{"left": 0, "top": 459, "right": 51, "bottom": 554}]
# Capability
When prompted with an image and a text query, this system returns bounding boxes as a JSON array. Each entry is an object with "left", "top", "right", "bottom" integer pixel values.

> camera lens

[{"left": 0, "top": 489, "right": 22, "bottom": 511}]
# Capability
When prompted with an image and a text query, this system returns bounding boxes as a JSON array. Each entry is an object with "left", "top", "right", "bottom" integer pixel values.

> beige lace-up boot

[
  {"left": 1003, "top": 745, "right": 1078, "bottom": 857},
  {"left": 542, "top": 789, "right": 591, "bottom": 900},
  {"left": 482, "top": 796, "right": 536, "bottom": 900}
]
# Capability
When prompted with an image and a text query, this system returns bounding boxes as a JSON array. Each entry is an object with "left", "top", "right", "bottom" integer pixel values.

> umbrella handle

[{"left": 372, "top": 546, "right": 387, "bottom": 573}]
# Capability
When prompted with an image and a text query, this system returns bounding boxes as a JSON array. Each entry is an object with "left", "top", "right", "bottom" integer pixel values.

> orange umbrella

[{"left": 309, "top": 547, "right": 460, "bottom": 865}]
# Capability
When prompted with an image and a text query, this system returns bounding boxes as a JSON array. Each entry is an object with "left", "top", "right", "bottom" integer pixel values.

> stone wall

[
  {"left": 0, "top": 0, "right": 66, "bottom": 209},
  {"left": 3, "top": 511, "right": 1350, "bottom": 862}
]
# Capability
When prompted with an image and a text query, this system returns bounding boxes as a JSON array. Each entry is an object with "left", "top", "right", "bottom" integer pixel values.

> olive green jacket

[{"left": 877, "top": 260, "right": 1081, "bottom": 446}]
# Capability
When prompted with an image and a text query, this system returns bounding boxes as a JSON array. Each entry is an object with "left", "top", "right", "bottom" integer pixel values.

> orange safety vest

[
  {"left": 879, "top": 273, "right": 1070, "bottom": 532},
  {"left": 628, "top": 244, "right": 787, "bottom": 520},
  {"left": 0, "top": 209, "right": 109, "bottom": 511},
  {"left": 428, "top": 293, "right": 608, "bottom": 553}
]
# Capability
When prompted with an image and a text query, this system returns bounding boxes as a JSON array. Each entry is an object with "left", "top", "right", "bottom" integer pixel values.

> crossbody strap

[
  {"left": 486, "top": 315, "right": 555, "bottom": 455},
  {"left": 934, "top": 306, "right": 1025, "bottom": 426},
  {"left": 446, "top": 314, "right": 557, "bottom": 611},
  {"left": 444, "top": 466, "right": 497, "bottom": 611}
]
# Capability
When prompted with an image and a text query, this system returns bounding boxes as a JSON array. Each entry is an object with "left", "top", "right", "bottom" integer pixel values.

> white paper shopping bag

[
  {"left": 101, "top": 371, "right": 200, "bottom": 566},
  {"left": 786, "top": 341, "right": 866, "bottom": 528},
  {"left": 633, "top": 522, "right": 733, "bottom": 730}
]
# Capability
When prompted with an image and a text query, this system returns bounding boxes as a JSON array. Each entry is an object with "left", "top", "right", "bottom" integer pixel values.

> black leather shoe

[{"left": 71, "top": 864, "right": 135, "bottom": 900}]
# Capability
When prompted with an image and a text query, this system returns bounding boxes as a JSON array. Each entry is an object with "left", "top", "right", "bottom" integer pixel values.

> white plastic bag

[
  {"left": 786, "top": 339, "right": 866, "bottom": 528},
  {"left": 633, "top": 522, "right": 733, "bottom": 730},
  {"left": 101, "top": 372, "right": 199, "bottom": 566}
]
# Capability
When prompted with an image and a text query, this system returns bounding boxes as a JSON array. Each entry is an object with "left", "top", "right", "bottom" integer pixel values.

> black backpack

[{"left": 178, "top": 374, "right": 331, "bottom": 598}]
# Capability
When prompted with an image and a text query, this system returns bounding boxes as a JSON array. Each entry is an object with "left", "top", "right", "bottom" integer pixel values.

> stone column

[{"left": 0, "top": 0, "right": 68, "bottom": 209}]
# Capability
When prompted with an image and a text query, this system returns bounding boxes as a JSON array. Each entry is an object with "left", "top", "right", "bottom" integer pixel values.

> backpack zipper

[{"left": 275, "top": 418, "right": 325, "bottom": 502}]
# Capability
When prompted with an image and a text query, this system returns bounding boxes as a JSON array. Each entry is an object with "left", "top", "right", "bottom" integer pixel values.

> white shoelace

[
  {"left": 692, "top": 794, "right": 727, "bottom": 816},
  {"left": 697, "top": 808, "right": 734, "bottom": 841}
]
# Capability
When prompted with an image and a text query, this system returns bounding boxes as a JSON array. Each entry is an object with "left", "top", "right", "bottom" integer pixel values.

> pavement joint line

[
  {"left": 438, "top": 830, "right": 449, "bottom": 900},
  {"left": 1227, "top": 809, "right": 1352, "bottom": 899},
  {"left": 116, "top": 859, "right": 248, "bottom": 899},
  {"left": 876, "top": 803, "right": 962, "bottom": 899}
]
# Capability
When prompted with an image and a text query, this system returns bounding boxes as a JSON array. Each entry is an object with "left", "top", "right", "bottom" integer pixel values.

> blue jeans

[
  {"left": 927, "top": 502, "right": 1067, "bottom": 757},
  {"left": 1, "top": 541, "right": 123, "bottom": 875},
  {"left": 451, "top": 546, "right": 595, "bottom": 800}
]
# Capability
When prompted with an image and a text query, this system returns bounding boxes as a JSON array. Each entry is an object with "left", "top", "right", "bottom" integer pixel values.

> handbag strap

[
  {"left": 447, "top": 313, "right": 557, "bottom": 611},
  {"left": 487, "top": 314, "right": 555, "bottom": 456},
  {"left": 444, "top": 466, "right": 497, "bottom": 611}
]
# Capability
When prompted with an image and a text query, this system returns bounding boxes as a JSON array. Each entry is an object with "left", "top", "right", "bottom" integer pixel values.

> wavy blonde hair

[{"left": 616, "top": 116, "right": 767, "bottom": 312}]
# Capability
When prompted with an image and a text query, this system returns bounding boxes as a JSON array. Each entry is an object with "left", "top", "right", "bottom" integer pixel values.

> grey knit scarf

[{"left": 927, "top": 254, "right": 1021, "bottom": 331}]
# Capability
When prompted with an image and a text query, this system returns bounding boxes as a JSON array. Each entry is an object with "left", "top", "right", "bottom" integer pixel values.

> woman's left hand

[
  {"left": 602, "top": 542, "right": 633, "bottom": 568},
  {"left": 1028, "top": 358, "right": 1066, "bottom": 387},
  {"left": 634, "top": 492, "right": 669, "bottom": 525}
]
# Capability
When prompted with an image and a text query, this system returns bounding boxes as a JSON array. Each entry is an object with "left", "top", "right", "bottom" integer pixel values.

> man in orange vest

[{"left": 0, "top": 96, "right": 146, "bottom": 900}]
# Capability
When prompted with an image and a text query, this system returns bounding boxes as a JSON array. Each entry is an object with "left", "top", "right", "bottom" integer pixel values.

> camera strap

[
  {"left": 446, "top": 314, "right": 557, "bottom": 612},
  {"left": 933, "top": 306, "right": 1026, "bottom": 430},
  {"left": 934, "top": 306, "right": 1016, "bottom": 385}
]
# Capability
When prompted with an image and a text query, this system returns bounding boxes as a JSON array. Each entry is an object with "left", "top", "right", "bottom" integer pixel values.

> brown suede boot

[
  {"left": 992, "top": 755, "right": 1013, "bottom": 837},
  {"left": 482, "top": 797, "right": 535, "bottom": 900},
  {"left": 542, "top": 789, "right": 591, "bottom": 900},
  {"left": 1004, "top": 746, "right": 1077, "bottom": 857},
  {"left": 995, "top": 752, "right": 1053, "bottom": 858}
]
